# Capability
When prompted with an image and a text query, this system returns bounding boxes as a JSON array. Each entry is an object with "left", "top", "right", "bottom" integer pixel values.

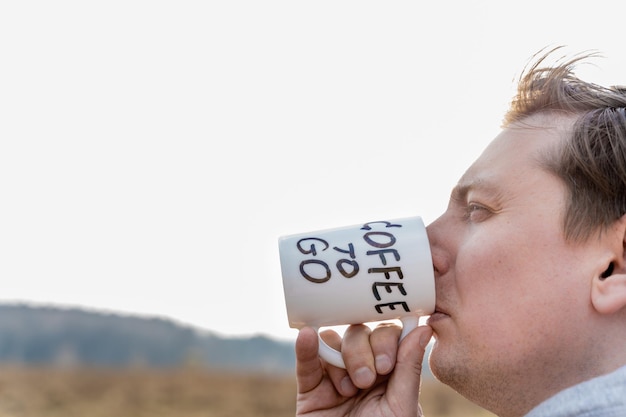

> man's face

[{"left": 426, "top": 114, "right": 606, "bottom": 413}]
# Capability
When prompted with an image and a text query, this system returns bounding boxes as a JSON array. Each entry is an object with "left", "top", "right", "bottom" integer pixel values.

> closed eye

[{"left": 464, "top": 203, "right": 492, "bottom": 222}]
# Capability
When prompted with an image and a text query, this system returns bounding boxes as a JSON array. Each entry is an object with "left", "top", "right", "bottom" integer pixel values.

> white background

[{"left": 2, "top": 1, "right": 626, "bottom": 340}]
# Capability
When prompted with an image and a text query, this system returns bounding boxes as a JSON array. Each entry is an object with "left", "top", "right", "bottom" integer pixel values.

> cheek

[
  {"left": 455, "top": 234, "right": 519, "bottom": 297},
  {"left": 454, "top": 228, "right": 587, "bottom": 342},
  {"left": 454, "top": 233, "right": 552, "bottom": 326},
  {"left": 457, "top": 220, "right": 569, "bottom": 291}
]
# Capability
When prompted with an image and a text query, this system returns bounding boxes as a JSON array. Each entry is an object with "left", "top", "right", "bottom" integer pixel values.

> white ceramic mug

[{"left": 278, "top": 216, "right": 435, "bottom": 368}]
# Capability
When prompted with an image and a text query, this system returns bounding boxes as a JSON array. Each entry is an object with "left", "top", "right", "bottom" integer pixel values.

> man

[{"left": 294, "top": 48, "right": 626, "bottom": 417}]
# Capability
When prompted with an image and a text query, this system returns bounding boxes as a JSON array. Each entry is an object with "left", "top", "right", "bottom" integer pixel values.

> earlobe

[
  {"left": 591, "top": 214, "right": 626, "bottom": 314},
  {"left": 591, "top": 215, "right": 626, "bottom": 314},
  {"left": 591, "top": 267, "right": 626, "bottom": 315}
]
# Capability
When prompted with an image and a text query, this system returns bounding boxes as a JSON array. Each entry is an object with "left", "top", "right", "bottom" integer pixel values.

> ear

[{"left": 591, "top": 214, "right": 626, "bottom": 315}]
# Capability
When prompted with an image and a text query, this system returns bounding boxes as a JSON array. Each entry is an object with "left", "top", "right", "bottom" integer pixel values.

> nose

[{"left": 426, "top": 216, "right": 449, "bottom": 278}]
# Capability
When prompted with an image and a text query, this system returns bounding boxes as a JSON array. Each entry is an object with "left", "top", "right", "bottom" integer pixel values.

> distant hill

[{"left": 0, "top": 304, "right": 295, "bottom": 373}]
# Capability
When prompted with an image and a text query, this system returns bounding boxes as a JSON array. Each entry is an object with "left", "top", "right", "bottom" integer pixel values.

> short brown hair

[{"left": 504, "top": 47, "right": 626, "bottom": 241}]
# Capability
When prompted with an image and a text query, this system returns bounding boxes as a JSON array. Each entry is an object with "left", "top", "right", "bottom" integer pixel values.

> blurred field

[{"left": 0, "top": 366, "right": 494, "bottom": 417}]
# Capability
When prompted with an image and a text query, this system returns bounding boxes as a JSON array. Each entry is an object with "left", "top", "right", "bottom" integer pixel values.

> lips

[{"left": 427, "top": 305, "right": 450, "bottom": 325}]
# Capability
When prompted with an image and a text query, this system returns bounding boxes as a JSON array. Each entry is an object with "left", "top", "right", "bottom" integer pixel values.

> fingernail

[
  {"left": 354, "top": 366, "right": 375, "bottom": 387},
  {"left": 341, "top": 376, "right": 356, "bottom": 394},
  {"left": 375, "top": 354, "right": 392, "bottom": 374},
  {"left": 420, "top": 331, "right": 432, "bottom": 348}
]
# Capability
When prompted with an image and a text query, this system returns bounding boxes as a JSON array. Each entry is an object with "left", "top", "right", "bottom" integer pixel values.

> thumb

[{"left": 386, "top": 325, "right": 433, "bottom": 413}]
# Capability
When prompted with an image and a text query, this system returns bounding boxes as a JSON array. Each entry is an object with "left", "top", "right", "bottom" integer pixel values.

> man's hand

[{"left": 295, "top": 323, "right": 433, "bottom": 417}]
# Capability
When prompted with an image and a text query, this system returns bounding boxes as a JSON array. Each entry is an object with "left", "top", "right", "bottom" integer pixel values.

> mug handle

[{"left": 316, "top": 315, "right": 420, "bottom": 369}]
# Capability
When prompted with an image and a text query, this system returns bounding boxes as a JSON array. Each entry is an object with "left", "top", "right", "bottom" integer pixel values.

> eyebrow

[{"left": 450, "top": 178, "right": 504, "bottom": 203}]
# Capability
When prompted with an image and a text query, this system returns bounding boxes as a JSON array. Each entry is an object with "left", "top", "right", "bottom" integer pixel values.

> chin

[
  {"left": 428, "top": 339, "right": 468, "bottom": 387},
  {"left": 427, "top": 339, "right": 446, "bottom": 381}
]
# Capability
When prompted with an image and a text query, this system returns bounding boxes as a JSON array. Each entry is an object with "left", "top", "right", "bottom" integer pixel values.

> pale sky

[{"left": 2, "top": 1, "right": 626, "bottom": 341}]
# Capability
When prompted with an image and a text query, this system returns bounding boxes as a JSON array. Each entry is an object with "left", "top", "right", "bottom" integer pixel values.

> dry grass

[{"left": 0, "top": 366, "right": 494, "bottom": 417}]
